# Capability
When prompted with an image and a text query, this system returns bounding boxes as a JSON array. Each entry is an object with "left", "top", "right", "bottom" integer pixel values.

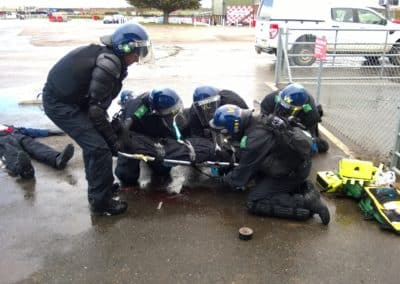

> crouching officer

[
  {"left": 42, "top": 23, "right": 153, "bottom": 215},
  {"left": 209, "top": 104, "right": 330, "bottom": 225},
  {"left": 114, "top": 88, "right": 188, "bottom": 186},
  {"left": 186, "top": 85, "right": 248, "bottom": 139},
  {"left": 260, "top": 83, "right": 329, "bottom": 153}
]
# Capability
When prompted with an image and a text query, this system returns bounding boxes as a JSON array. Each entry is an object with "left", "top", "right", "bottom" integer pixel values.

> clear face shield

[
  {"left": 209, "top": 119, "right": 234, "bottom": 143},
  {"left": 159, "top": 101, "right": 186, "bottom": 141},
  {"left": 128, "top": 40, "right": 154, "bottom": 64},
  {"left": 274, "top": 100, "right": 302, "bottom": 118},
  {"left": 193, "top": 95, "right": 221, "bottom": 127},
  {"left": 209, "top": 121, "right": 238, "bottom": 157}
]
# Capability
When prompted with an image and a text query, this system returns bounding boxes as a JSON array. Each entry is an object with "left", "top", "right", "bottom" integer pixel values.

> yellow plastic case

[
  {"left": 316, "top": 171, "right": 343, "bottom": 193},
  {"left": 339, "top": 159, "right": 376, "bottom": 181}
]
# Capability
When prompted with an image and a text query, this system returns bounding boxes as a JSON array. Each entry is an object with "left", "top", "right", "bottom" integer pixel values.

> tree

[{"left": 127, "top": 0, "right": 201, "bottom": 24}]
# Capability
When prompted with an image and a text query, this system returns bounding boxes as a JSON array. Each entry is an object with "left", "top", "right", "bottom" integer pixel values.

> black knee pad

[
  {"left": 249, "top": 199, "right": 311, "bottom": 221},
  {"left": 250, "top": 199, "right": 273, "bottom": 216},
  {"left": 273, "top": 206, "right": 311, "bottom": 221},
  {"left": 294, "top": 208, "right": 312, "bottom": 220}
]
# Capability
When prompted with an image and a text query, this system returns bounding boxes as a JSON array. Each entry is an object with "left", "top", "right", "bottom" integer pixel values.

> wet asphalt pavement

[{"left": 0, "top": 19, "right": 399, "bottom": 284}]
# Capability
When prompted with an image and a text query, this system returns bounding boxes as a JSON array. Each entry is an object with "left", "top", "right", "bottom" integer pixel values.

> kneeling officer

[
  {"left": 209, "top": 104, "right": 330, "bottom": 224},
  {"left": 114, "top": 88, "right": 187, "bottom": 186}
]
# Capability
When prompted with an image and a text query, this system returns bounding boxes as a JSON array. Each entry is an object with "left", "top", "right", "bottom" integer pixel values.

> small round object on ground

[{"left": 238, "top": 227, "right": 253, "bottom": 241}]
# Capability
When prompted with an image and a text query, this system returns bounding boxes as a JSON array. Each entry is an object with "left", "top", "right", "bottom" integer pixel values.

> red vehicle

[{"left": 48, "top": 12, "right": 68, "bottom": 22}]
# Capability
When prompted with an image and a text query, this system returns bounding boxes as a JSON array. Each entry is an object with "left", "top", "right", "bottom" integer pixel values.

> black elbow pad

[
  {"left": 89, "top": 53, "right": 122, "bottom": 102},
  {"left": 96, "top": 53, "right": 122, "bottom": 79}
]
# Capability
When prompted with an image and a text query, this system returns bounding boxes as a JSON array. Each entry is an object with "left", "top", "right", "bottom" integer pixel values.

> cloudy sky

[{"left": 0, "top": 0, "right": 212, "bottom": 8}]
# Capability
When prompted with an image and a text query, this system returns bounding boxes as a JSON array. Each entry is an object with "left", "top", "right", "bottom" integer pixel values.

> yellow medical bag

[
  {"left": 338, "top": 159, "right": 376, "bottom": 181},
  {"left": 316, "top": 171, "right": 343, "bottom": 193}
]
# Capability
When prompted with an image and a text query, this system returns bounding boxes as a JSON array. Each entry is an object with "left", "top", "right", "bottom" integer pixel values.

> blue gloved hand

[
  {"left": 210, "top": 167, "right": 220, "bottom": 177},
  {"left": 311, "top": 140, "right": 318, "bottom": 154}
]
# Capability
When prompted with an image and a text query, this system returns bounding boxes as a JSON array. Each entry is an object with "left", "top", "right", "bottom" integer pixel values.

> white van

[{"left": 254, "top": 0, "right": 400, "bottom": 65}]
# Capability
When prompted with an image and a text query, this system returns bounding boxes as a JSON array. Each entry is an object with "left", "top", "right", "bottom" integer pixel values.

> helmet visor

[
  {"left": 193, "top": 95, "right": 220, "bottom": 127},
  {"left": 128, "top": 40, "right": 154, "bottom": 64},
  {"left": 159, "top": 99, "right": 184, "bottom": 129},
  {"left": 157, "top": 99, "right": 183, "bottom": 117},
  {"left": 274, "top": 99, "right": 302, "bottom": 118},
  {"left": 161, "top": 111, "right": 187, "bottom": 141}
]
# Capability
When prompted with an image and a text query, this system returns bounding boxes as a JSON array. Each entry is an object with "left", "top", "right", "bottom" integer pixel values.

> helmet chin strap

[
  {"left": 161, "top": 114, "right": 183, "bottom": 142},
  {"left": 172, "top": 115, "right": 196, "bottom": 162},
  {"left": 172, "top": 115, "right": 182, "bottom": 142}
]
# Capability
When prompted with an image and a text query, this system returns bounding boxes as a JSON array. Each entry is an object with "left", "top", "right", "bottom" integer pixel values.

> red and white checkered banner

[{"left": 226, "top": 6, "right": 254, "bottom": 25}]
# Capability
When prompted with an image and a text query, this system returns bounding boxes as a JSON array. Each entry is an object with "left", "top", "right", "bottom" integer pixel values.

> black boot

[
  {"left": 313, "top": 202, "right": 330, "bottom": 225},
  {"left": 302, "top": 181, "right": 330, "bottom": 225},
  {"left": 55, "top": 144, "right": 74, "bottom": 169},
  {"left": 317, "top": 138, "right": 329, "bottom": 153},
  {"left": 5, "top": 150, "right": 35, "bottom": 179},
  {"left": 90, "top": 198, "right": 128, "bottom": 216},
  {"left": 111, "top": 182, "right": 121, "bottom": 196}
]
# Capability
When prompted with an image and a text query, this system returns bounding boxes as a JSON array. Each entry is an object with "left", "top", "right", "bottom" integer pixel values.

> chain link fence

[{"left": 275, "top": 27, "right": 400, "bottom": 167}]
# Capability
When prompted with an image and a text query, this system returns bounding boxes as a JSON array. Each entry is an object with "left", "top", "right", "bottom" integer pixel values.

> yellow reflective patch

[
  {"left": 284, "top": 96, "right": 293, "bottom": 104},
  {"left": 226, "top": 106, "right": 235, "bottom": 113}
]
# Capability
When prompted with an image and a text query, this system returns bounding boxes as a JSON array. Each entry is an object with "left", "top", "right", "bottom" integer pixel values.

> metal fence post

[
  {"left": 315, "top": 36, "right": 326, "bottom": 104},
  {"left": 332, "top": 29, "right": 338, "bottom": 66},
  {"left": 274, "top": 28, "right": 284, "bottom": 87},
  {"left": 283, "top": 28, "right": 293, "bottom": 83},
  {"left": 380, "top": 29, "right": 389, "bottom": 79},
  {"left": 391, "top": 113, "right": 400, "bottom": 175}
]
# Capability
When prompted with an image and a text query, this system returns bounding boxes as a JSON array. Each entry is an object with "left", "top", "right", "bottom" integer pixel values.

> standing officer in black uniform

[
  {"left": 209, "top": 104, "right": 330, "bottom": 225},
  {"left": 260, "top": 83, "right": 329, "bottom": 153},
  {"left": 42, "top": 23, "right": 152, "bottom": 215},
  {"left": 186, "top": 85, "right": 248, "bottom": 138},
  {"left": 114, "top": 88, "right": 187, "bottom": 187}
]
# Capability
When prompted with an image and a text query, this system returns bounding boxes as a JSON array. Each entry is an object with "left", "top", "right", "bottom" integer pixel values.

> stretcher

[{"left": 118, "top": 152, "right": 238, "bottom": 168}]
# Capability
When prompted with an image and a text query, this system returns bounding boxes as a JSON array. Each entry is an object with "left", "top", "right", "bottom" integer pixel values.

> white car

[
  {"left": 103, "top": 15, "right": 114, "bottom": 24},
  {"left": 103, "top": 14, "right": 127, "bottom": 24}
]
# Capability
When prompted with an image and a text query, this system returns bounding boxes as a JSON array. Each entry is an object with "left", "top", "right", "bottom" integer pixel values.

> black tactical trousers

[
  {"left": 0, "top": 133, "right": 59, "bottom": 168},
  {"left": 42, "top": 92, "right": 113, "bottom": 207},
  {"left": 246, "top": 161, "right": 312, "bottom": 220}
]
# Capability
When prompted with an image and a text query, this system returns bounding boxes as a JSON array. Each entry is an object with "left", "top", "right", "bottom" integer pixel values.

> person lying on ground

[{"left": 0, "top": 124, "right": 74, "bottom": 179}]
